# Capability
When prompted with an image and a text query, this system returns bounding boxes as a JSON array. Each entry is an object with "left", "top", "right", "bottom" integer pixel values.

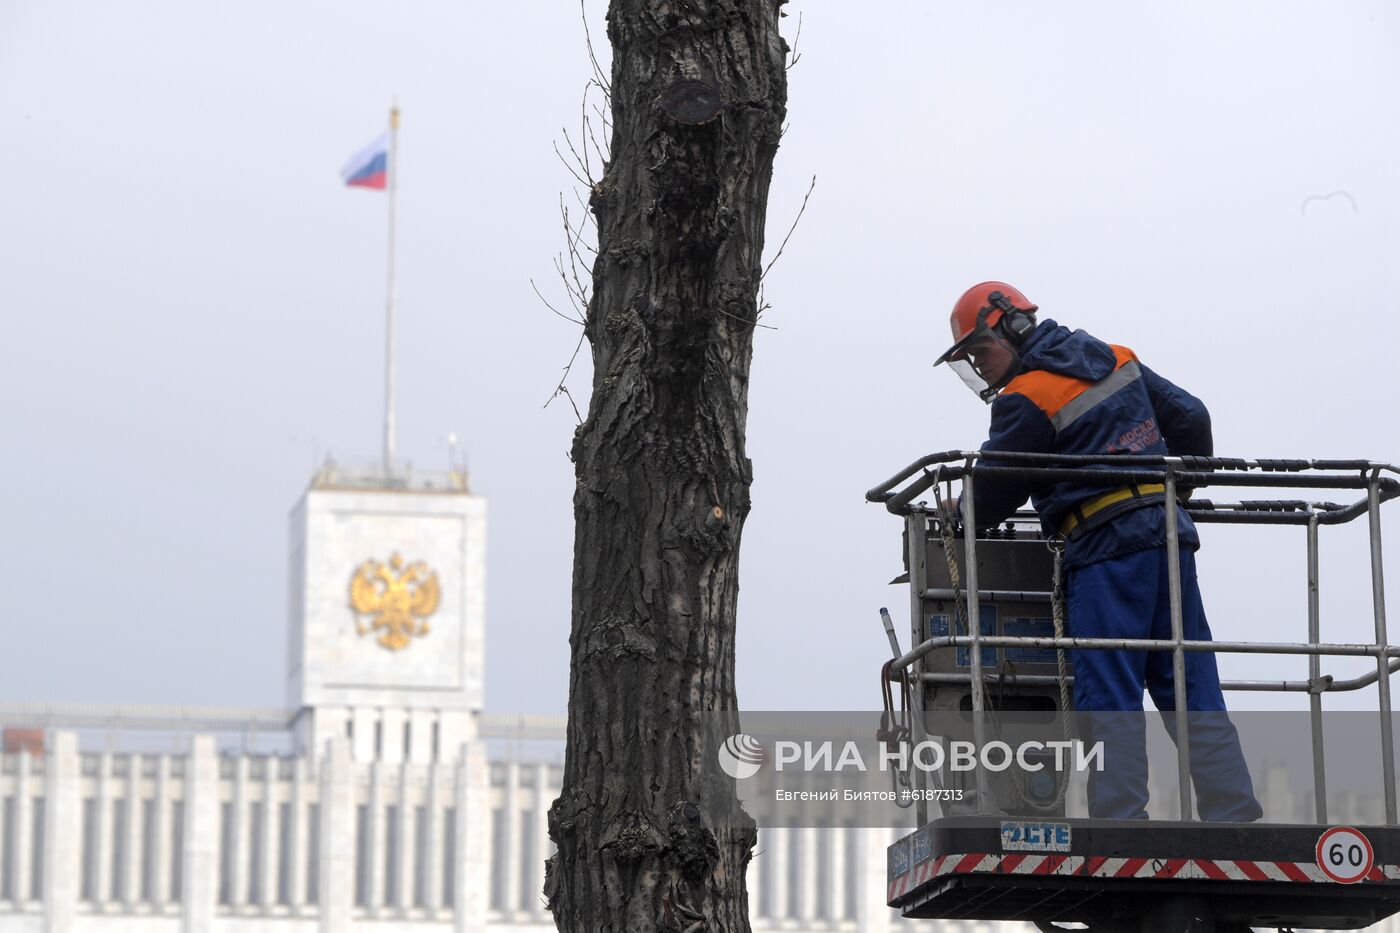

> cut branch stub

[{"left": 659, "top": 79, "right": 723, "bottom": 125}]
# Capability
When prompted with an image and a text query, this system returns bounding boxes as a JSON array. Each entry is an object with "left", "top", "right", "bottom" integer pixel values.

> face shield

[{"left": 933, "top": 326, "right": 1023, "bottom": 403}]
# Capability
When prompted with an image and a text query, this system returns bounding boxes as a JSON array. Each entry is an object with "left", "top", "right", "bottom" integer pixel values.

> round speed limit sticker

[{"left": 1316, "top": 826, "right": 1375, "bottom": 884}]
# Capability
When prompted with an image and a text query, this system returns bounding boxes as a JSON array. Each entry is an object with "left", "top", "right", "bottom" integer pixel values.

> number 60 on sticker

[{"left": 1315, "top": 826, "right": 1375, "bottom": 884}]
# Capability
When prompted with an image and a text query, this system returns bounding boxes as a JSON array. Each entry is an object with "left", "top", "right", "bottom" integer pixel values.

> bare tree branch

[
  {"left": 761, "top": 174, "right": 816, "bottom": 280},
  {"left": 558, "top": 129, "right": 595, "bottom": 187},
  {"left": 543, "top": 328, "right": 587, "bottom": 425},
  {"left": 570, "top": 187, "right": 597, "bottom": 232},
  {"left": 591, "top": 100, "right": 613, "bottom": 137},
  {"left": 585, "top": 86, "right": 610, "bottom": 170},
  {"left": 540, "top": 0, "right": 611, "bottom": 430},
  {"left": 531, "top": 277, "right": 585, "bottom": 326},
  {"left": 786, "top": 11, "right": 804, "bottom": 70},
  {"left": 580, "top": 0, "right": 611, "bottom": 100},
  {"left": 718, "top": 304, "right": 777, "bottom": 331},
  {"left": 553, "top": 140, "right": 592, "bottom": 189},
  {"left": 562, "top": 195, "right": 596, "bottom": 257}
]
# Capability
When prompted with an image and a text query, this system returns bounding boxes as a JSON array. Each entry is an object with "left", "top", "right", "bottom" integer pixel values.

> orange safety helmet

[
  {"left": 936, "top": 281, "right": 1039, "bottom": 365},
  {"left": 934, "top": 282, "right": 1040, "bottom": 401}
]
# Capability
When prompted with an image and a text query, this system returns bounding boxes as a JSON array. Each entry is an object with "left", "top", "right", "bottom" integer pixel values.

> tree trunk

[{"left": 547, "top": 2, "right": 788, "bottom": 931}]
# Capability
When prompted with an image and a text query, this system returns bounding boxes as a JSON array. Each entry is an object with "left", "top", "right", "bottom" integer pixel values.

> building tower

[{"left": 286, "top": 461, "right": 485, "bottom": 765}]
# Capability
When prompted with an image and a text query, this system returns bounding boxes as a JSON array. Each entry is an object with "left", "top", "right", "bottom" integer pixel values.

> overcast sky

[{"left": 1, "top": 2, "right": 1396, "bottom": 723}]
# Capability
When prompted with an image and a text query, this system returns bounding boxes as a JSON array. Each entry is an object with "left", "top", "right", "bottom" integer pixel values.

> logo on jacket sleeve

[{"left": 1108, "top": 418, "right": 1162, "bottom": 453}]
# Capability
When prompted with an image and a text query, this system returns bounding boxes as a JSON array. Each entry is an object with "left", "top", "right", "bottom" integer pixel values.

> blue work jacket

[{"left": 968, "top": 319, "right": 1212, "bottom": 570}]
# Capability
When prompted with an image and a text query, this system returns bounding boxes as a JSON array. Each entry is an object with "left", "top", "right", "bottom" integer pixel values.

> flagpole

[{"left": 384, "top": 103, "right": 399, "bottom": 477}]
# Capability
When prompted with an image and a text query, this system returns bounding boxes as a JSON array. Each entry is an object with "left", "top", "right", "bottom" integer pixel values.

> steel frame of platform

[{"left": 889, "top": 817, "right": 1400, "bottom": 930}]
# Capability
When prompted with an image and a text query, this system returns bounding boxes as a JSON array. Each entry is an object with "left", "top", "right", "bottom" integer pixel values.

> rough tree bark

[{"left": 546, "top": 2, "right": 789, "bottom": 931}]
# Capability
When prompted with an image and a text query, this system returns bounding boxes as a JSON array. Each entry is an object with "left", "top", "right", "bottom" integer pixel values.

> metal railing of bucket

[{"left": 866, "top": 452, "right": 1400, "bottom": 825}]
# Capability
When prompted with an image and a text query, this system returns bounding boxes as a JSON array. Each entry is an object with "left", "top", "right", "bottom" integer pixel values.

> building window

[
  {"left": 489, "top": 808, "right": 505, "bottom": 910},
  {"left": 383, "top": 805, "right": 399, "bottom": 906},
  {"left": 80, "top": 798, "right": 97, "bottom": 902},
  {"left": 110, "top": 798, "right": 126, "bottom": 902},
  {"left": 354, "top": 804, "right": 369, "bottom": 907},
  {"left": 30, "top": 798, "right": 44, "bottom": 901},
  {"left": 845, "top": 828, "right": 858, "bottom": 920},
  {"left": 787, "top": 829, "right": 800, "bottom": 920},
  {"left": 277, "top": 802, "right": 292, "bottom": 906},
  {"left": 170, "top": 802, "right": 185, "bottom": 903},
  {"left": 413, "top": 805, "right": 429, "bottom": 908},
  {"left": 218, "top": 802, "right": 233, "bottom": 905},
  {"left": 141, "top": 798, "right": 157, "bottom": 903},
  {"left": 519, "top": 810, "right": 536, "bottom": 912},
  {"left": 441, "top": 807, "right": 456, "bottom": 908},
  {"left": 305, "top": 804, "right": 320, "bottom": 905},
  {"left": 248, "top": 801, "right": 264, "bottom": 905}
]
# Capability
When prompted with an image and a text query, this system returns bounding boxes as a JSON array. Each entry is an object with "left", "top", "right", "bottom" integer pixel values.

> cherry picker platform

[
  {"left": 888, "top": 818, "right": 1400, "bottom": 929},
  {"left": 867, "top": 451, "right": 1400, "bottom": 931}
]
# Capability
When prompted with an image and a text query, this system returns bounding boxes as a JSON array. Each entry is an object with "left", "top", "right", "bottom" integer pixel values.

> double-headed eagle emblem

[{"left": 348, "top": 553, "right": 441, "bottom": 651}]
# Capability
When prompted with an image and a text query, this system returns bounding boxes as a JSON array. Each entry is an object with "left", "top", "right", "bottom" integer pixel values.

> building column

[
  {"left": 408, "top": 710, "right": 434, "bottom": 766},
  {"left": 12, "top": 749, "right": 33, "bottom": 907},
  {"left": 528, "top": 763, "right": 550, "bottom": 918},
  {"left": 826, "top": 825, "right": 847, "bottom": 922},
  {"left": 309, "top": 707, "right": 350, "bottom": 766},
  {"left": 93, "top": 754, "right": 113, "bottom": 908},
  {"left": 424, "top": 761, "right": 444, "bottom": 914},
  {"left": 42, "top": 731, "right": 80, "bottom": 933},
  {"left": 229, "top": 756, "right": 248, "bottom": 909},
  {"left": 854, "top": 827, "right": 892, "bottom": 933},
  {"left": 318, "top": 738, "right": 353, "bottom": 933},
  {"left": 501, "top": 760, "right": 520, "bottom": 917},
  {"left": 745, "top": 840, "right": 762, "bottom": 924},
  {"left": 395, "top": 763, "right": 415, "bottom": 914},
  {"left": 288, "top": 757, "right": 307, "bottom": 913},
  {"left": 366, "top": 762, "right": 384, "bottom": 913},
  {"left": 1265, "top": 765, "right": 1296, "bottom": 824},
  {"left": 259, "top": 759, "right": 278, "bottom": 911},
  {"left": 351, "top": 708, "right": 377, "bottom": 763},
  {"left": 767, "top": 827, "right": 788, "bottom": 922},
  {"left": 381, "top": 709, "right": 406, "bottom": 766},
  {"left": 453, "top": 740, "right": 488, "bottom": 933},
  {"left": 437, "top": 711, "right": 472, "bottom": 764},
  {"left": 121, "top": 754, "right": 141, "bottom": 908},
  {"left": 152, "top": 756, "right": 171, "bottom": 909},
  {"left": 182, "top": 735, "right": 218, "bottom": 933},
  {"left": 796, "top": 826, "right": 818, "bottom": 921}
]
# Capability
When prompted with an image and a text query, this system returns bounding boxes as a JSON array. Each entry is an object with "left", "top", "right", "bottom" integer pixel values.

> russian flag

[{"left": 341, "top": 132, "right": 389, "bottom": 190}]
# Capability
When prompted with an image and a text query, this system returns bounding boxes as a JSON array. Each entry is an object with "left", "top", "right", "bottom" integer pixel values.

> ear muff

[{"left": 987, "top": 290, "right": 1035, "bottom": 342}]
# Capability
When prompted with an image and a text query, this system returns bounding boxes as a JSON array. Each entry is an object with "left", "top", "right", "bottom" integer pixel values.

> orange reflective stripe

[
  {"left": 1002, "top": 370, "right": 1090, "bottom": 420},
  {"left": 1002, "top": 343, "right": 1141, "bottom": 424}
]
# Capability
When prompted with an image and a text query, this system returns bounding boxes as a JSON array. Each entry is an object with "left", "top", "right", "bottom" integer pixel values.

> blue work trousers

[{"left": 1066, "top": 547, "right": 1263, "bottom": 822}]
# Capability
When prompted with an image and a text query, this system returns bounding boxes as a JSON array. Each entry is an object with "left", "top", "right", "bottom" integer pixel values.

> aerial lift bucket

[{"left": 867, "top": 451, "right": 1400, "bottom": 931}]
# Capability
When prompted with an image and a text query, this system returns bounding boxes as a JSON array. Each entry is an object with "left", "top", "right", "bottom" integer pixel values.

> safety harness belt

[{"left": 1060, "top": 483, "right": 1167, "bottom": 538}]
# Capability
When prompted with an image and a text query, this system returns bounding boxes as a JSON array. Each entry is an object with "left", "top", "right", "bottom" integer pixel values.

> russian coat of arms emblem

[{"left": 348, "top": 553, "right": 441, "bottom": 651}]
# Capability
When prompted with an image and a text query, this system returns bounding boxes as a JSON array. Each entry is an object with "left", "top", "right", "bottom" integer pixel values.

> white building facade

[
  {"left": 1, "top": 467, "right": 1010, "bottom": 932},
  {"left": 0, "top": 716, "right": 957, "bottom": 933}
]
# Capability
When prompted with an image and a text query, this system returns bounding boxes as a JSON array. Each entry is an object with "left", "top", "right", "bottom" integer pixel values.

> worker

[{"left": 934, "top": 281, "right": 1262, "bottom": 822}]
